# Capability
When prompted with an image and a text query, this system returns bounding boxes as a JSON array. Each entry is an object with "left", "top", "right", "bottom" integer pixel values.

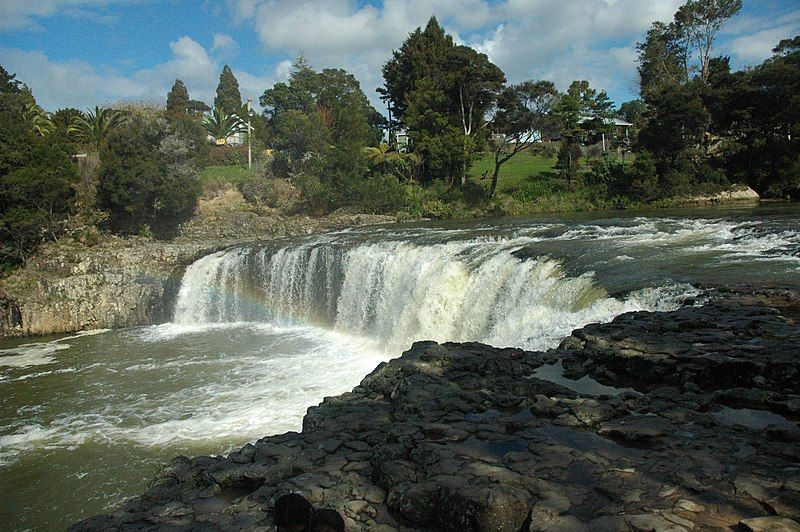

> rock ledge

[{"left": 72, "top": 291, "right": 800, "bottom": 531}]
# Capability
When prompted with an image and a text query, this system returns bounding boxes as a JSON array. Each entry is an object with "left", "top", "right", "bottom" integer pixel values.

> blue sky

[{"left": 1, "top": 0, "right": 799, "bottom": 113}]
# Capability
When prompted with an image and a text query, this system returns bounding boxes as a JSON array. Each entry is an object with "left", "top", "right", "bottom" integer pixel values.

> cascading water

[
  {"left": 5, "top": 208, "right": 800, "bottom": 530},
  {"left": 174, "top": 236, "right": 690, "bottom": 353}
]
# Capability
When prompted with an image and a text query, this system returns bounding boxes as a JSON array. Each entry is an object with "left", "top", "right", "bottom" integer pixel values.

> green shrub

[
  {"left": 0, "top": 139, "right": 78, "bottom": 265},
  {"left": 351, "top": 173, "right": 407, "bottom": 214},
  {"left": 628, "top": 151, "right": 659, "bottom": 200},
  {"left": 208, "top": 145, "right": 248, "bottom": 166},
  {"left": 98, "top": 116, "right": 202, "bottom": 239}
]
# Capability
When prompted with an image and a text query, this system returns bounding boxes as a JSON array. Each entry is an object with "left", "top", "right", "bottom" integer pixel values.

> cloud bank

[{"left": 2, "top": 0, "right": 799, "bottom": 111}]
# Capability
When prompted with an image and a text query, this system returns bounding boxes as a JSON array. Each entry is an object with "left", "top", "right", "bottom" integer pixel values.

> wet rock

[
  {"left": 597, "top": 416, "right": 674, "bottom": 447},
  {"left": 71, "top": 291, "right": 800, "bottom": 531},
  {"left": 740, "top": 516, "right": 800, "bottom": 531}
]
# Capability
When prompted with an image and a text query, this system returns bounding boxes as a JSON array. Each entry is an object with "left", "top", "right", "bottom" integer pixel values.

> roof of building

[{"left": 578, "top": 116, "right": 633, "bottom": 127}]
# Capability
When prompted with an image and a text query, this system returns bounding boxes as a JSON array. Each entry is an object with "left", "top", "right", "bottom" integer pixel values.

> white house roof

[{"left": 578, "top": 116, "right": 633, "bottom": 126}]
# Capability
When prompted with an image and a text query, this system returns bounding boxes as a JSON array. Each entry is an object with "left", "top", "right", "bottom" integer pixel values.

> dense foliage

[
  {"left": 0, "top": 87, "right": 78, "bottom": 266},
  {"left": 260, "top": 58, "right": 386, "bottom": 212},
  {"left": 166, "top": 79, "right": 190, "bottom": 118},
  {"left": 2, "top": 0, "right": 799, "bottom": 270},
  {"left": 381, "top": 17, "right": 505, "bottom": 186},
  {"left": 98, "top": 116, "right": 203, "bottom": 238},
  {"left": 214, "top": 65, "right": 242, "bottom": 116}
]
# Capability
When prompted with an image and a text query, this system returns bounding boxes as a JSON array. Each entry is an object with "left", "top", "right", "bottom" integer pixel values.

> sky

[{"left": 1, "top": 0, "right": 799, "bottom": 114}]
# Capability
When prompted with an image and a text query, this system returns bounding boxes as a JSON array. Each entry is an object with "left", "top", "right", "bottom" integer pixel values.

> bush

[
  {"left": 238, "top": 178, "right": 277, "bottom": 208},
  {"left": 628, "top": 151, "right": 659, "bottom": 200},
  {"left": 208, "top": 145, "right": 249, "bottom": 166},
  {"left": 1, "top": 141, "right": 79, "bottom": 264},
  {"left": 98, "top": 117, "right": 202, "bottom": 239},
  {"left": 351, "top": 174, "right": 407, "bottom": 214}
]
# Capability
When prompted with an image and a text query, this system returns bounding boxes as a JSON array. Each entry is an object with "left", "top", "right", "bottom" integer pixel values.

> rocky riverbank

[
  {"left": 72, "top": 289, "right": 800, "bottom": 531},
  {"left": 0, "top": 187, "right": 394, "bottom": 337}
]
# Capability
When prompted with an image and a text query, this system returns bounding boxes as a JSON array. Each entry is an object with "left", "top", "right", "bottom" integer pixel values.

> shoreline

[{"left": 71, "top": 288, "right": 800, "bottom": 531}]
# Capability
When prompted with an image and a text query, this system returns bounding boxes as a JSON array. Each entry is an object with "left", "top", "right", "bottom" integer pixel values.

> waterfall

[{"left": 174, "top": 236, "right": 688, "bottom": 353}]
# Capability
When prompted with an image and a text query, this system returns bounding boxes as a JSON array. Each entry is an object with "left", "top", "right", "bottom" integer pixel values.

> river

[{"left": 1, "top": 205, "right": 799, "bottom": 530}]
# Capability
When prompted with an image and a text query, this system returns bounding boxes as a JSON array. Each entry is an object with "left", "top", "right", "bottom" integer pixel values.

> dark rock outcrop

[{"left": 72, "top": 293, "right": 800, "bottom": 531}]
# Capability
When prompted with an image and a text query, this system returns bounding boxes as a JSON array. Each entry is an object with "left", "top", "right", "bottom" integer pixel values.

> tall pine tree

[
  {"left": 215, "top": 65, "right": 242, "bottom": 116},
  {"left": 381, "top": 17, "right": 503, "bottom": 185},
  {"left": 166, "top": 79, "right": 190, "bottom": 117}
]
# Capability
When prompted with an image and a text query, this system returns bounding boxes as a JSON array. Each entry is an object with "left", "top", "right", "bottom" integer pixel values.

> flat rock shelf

[{"left": 72, "top": 290, "right": 800, "bottom": 531}]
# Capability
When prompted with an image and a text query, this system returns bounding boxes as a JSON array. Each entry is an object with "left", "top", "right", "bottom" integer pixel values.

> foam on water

[
  {"left": 0, "top": 322, "right": 384, "bottom": 466},
  {"left": 174, "top": 238, "right": 695, "bottom": 353},
  {"left": 0, "top": 330, "right": 109, "bottom": 369}
]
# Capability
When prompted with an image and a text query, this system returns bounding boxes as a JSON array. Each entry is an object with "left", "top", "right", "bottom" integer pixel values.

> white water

[
  {"left": 174, "top": 238, "right": 693, "bottom": 354},
  {"left": 4, "top": 207, "right": 800, "bottom": 530}
]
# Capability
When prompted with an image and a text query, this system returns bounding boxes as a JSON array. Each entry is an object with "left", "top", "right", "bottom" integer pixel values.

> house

[
  {"left": 206, "top": 131, "right": 245, "bottom": 147},
  {"left": 577, "top": 116, "right": 633, "bottom": 146},
  {"left": 395, "top": 129, "right": 409, "bottom": 153}
]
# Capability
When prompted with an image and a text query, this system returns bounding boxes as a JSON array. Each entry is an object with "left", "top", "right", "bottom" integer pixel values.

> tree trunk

[
  {"left": 490, "top": 159, "right": 502, "bottom": 197},
  {"left": 461, "top": 135, "right": 469, "bottom": 187}
]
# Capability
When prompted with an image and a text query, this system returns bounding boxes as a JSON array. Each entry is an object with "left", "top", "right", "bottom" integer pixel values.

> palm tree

[
  {"left": 21, "top": 95, "right": 55, "bottom": 137},
  {"left": 202, "top": 106, "right": 246, "bottom": 145},
  {"left": 68, "top": 106, "right": 127, "bottom": 151},
  {"left": 362, "top": 143, "right": 420, "bottom": 182}
]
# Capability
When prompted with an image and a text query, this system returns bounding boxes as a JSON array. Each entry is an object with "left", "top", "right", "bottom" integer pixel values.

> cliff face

[
  {"left": 0, "top": 241, "right": 208, "bottom": 336},
  {"left": 0, "top": 208, "right": 395, "bottom": 337},
  {"left": 71, "top": 291, "right": 800, "bottom": 532}
]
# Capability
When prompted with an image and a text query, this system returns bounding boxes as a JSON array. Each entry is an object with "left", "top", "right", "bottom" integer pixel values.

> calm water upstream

[{"left": 2, "top": 204, "right": 799, "bottom": 530}]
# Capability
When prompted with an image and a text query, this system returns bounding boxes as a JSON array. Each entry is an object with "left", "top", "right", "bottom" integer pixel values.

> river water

[{"left": 1, "top": 205, "right": 799, "bottom": 530}]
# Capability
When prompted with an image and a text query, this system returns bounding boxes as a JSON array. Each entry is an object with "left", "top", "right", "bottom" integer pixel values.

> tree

[
  {"left": 214, "top": 65, "right": 242, "bottom": 116},
  {"left": 1, "top": 141, "right": 78, "bottom": 264},
  {"left": 166, "top": 79, "right": 190, "bottom": 117},
  {"left": 187, "top": 99, "right": 211, "bottom": 118},
  {"left": 619, "top": 100, "right": 647, "bottom": 128},
  {"left": 362, "top": 143, "right": 420, "bottom": 183},
  {"left": 716, "top": 36, "right": 800, "bottom": 196},
  {"left": 98, "top": 116, "right": 201, "bottom": 238},
  {"left": 0, "top": 65, "right": 23, "bottom": 94},
  {"left": 675, "top": 0, "right": 742, "bottom": 84},
  {"left": 637, "top": 21, "right": 689, "bottom": 98},
  {"left": 260, "top": 59, "right": 385, "bottom": 211},
  {"left": 636, "top": 83, "right": 710, "bottom": 195},
  {"left": 447, "top": 45, "right": 505, "bottom": 185},
  {"left": 381, "top": 17, "right": 504, "bottom": 185},
  {"left": 68, "top": 106, "right": 127, "bottom": 151},
  {"left": 21, "top": 93, "right": 55, "bottom": 137},
  {"left": 51, "top": 108, "right": 84, "bottom": 130},
  {"left": 380, "top": 17, "right": 453, "bottom": 122},
  {"left": 488, "top": 81, "right": 559, "bottom": 197},
  {"left": 553, "top": 90, "right": 584, "bottom": 189},
  {"left": 202, "top": 107, "right": 245, "bottom": 145},
  {"left": 634, "top": 0, "right": 742, "bottom": 195}
]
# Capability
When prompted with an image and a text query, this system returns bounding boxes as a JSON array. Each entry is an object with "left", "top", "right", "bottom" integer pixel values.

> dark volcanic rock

[{"left": 71, "top": 293, "right": 800, "bottom": 531}]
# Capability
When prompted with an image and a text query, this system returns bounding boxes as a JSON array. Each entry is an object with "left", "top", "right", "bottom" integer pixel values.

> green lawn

[
  {"left": 468, "top": 151, "right": 558, "bottom": 194},
  {"left": 198, "top": 165, "right": 257, "bottom": 188}
]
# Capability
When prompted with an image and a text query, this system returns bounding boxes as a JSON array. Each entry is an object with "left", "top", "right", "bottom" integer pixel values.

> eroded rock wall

[{"left": 0, "top": 213, "right": 394, "bottom": 337}]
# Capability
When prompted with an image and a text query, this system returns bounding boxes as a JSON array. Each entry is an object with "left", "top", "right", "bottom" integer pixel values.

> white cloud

[
  {"left": 723, "top": 9, "right": 800, "bottom": 66},
  {"left": 6, "top": 0, "right": 797, "bottom": 111},
  {"left": 729, "top": 25, "right": 798, "bottom": 64},
  {"left": 0, "top": 48, "right": 146, "bottom": 109},
  {"left": 226, "top": 0, "right": 686, "bottom": 107},
  {"left": 0, "top": 37, "right": 281, "bottom": 111},
  {"left": 212, "top": 33, "right": 239, "bottom": 57},
  {"left": 0, "top": 0, "right": 142, "bottom": 32}
]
